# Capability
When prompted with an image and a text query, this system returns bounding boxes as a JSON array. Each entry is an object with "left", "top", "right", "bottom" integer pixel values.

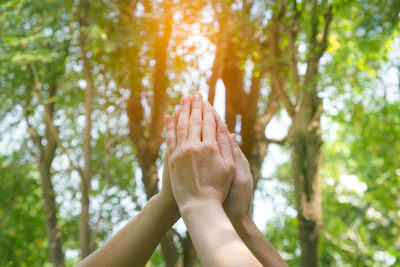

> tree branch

[
  {"left": 317, "top": 5, "right": 333, "bottom": 60},
  {"left": 274, "top": 79, "right": 295, "bottom": 118},
  {"left": 29, "top": 62, "right": 84, "bottom": 177},
  {"left": 288, "top": 0, "right": 301, "bottom": 88},
  {"left": 265, "top": 136, "right": 287, "bottom": 146}
]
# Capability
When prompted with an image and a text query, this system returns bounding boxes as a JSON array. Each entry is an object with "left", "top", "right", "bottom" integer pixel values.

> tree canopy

[{"left": 0, "top": 0, "right": 399, "bottom": 266}]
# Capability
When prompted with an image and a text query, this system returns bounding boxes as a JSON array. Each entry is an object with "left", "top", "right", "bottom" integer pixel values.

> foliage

[
  {"left": 0, "top": 152, "right": 50, "bottom": 267},
  {"left": 0, "top": 0, "right": 399, "bottom": 266}
]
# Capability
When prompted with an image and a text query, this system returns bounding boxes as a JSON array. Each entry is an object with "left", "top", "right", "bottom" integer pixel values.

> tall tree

[
  {"left": 208, "top": 1, "right": 332, "bottom": 265},
  {"left": 285, "top": 2, "right": 332, "bottom": 266},
  {"left": 77, "top": 0, "right": 95, "bottom": 258},
  {"left": 0, "top": 1, "right": 77, "bottom": 265}
]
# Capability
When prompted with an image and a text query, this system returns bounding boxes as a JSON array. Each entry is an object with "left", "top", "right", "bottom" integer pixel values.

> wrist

[
  {"left": 179, "top": 198, "right": 222, "bottom": 218},
  {"left": 151, "top": 193, "right": 180, "bottom": 220}
]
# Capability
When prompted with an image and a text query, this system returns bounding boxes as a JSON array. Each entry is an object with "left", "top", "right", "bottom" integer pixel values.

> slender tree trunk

[
  {"left": 289, "top": 90, "right": 323, "bottom": 267},
  {"left": 182, "top": 234, "right": 197, "bottom": 267},
  {"left": 78, "top": 0, "right": 94, "bottom": 257},
  {"left": 38, "top": 159, "right": 65, "bottom": 267},
  {"left": 222, "top": 44, "right": 245, "bottom": 132},
  {"left": 40, "top": 84, "right": 65, "bottom": 267},
  {"left": 25, "top": 81, "right": 65, "bottom": 267}
]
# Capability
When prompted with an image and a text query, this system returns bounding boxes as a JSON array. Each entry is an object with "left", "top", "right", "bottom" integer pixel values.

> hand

[
  {"left": 224, "top": 134, "right": 254, "bottom": 223},
  {"left": 212, "top": 109, "right": 254, "bottom": 224},
  {"left": 158, "top": 153, "right": 178, "bottom": 209},
  {"left": 159, "top": 108, "right": 181, "bottom": 210},
  {"left": 164, "top": 93, "right": 234, "bottom": 211}
]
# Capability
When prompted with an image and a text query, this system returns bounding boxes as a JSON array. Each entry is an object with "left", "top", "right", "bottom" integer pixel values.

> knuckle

[
  {"left": 166, "top": 136, "right": 175, "bottom": 145},
  {"left": 186, "top": 144, "right": 200, "bottom": 155},
  {"left": 189, "top": 118, "right": 202, "bottom": 126},
  {"left": 177, "top": 122, "right": 188, "bottom": 132},
  {"left": 202, "top": 118, "right": 215, "bottom": 126},
  {"left": 202, "top": 142, "right": 217, "bottom": 153}
]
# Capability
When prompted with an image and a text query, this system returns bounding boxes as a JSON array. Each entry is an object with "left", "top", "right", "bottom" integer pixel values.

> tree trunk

[
  {"left": 222, "top": 44, "right": 245, "bottom": 132},
  {"left": 78, "top": 0, "right": 94, "bottom": 257},
  {"left": 160, "top": 229, "right": 181, "bottom": 267},
  {"left": 40, "top": 84, "right": 65, "bottom": 267},
  {"left": 289, "top": 90, "right": 323, "bottom": 267},
  {"left": 38, "top": 160, "right": 65, "bottom": 267},
  {"left": 182, "top": 234, "right": 197, "bottom": 267},
  {"left": 26, "top": 80, "right": 65, "bottom": 267},
  {"left": 125, "top": 4, "right": 194, "bottom": 265}
]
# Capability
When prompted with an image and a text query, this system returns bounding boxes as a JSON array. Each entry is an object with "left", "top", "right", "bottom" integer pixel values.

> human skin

[
  {"left": 165, "top": 92, "right": 261, "bottom": 267},
  {"left": 76, "top": 92, "right": 284, "bottom": 267},
  {"left": 172, "top": 97, "right": 287, "bottom": 267},
  {"left": 213, "top": 112, "right": 288, "bottom": 267},
  {"left": 74, "top": 154, "right": 180, "bottom": 267}
]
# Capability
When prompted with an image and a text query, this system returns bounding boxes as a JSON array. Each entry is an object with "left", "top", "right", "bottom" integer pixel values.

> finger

[
  {"left": 176, "top": 95, "right": 191, "bottom": 146},
  {"left": 173, "top": 106, "right": 180, "bottom": 132},
  {"left": 165, "top": 115, "right": 176, "bottom": 154},
  {"left": 229, "top": 134, "right": 239, "bottom": 158},
  {"left": 213, "top": 107, "right": 223, "bottom": 127},
  {"left": 230, "top": 133, "right": 246, "bottom": 159},
  {"left": 202, "top": 101, "right": 217, "bottom": 143},
  {"left": 162, "top": 152, "right": 169, "bottom": 177},
  {"left": 188, "top": 92, "right": 203, "bottom": 143},
  {"left": 217, "top": 123, "right": 233, "bottom": 160},
  {"left": 173, "top": 106, "right": 180, "bottom": 125}
]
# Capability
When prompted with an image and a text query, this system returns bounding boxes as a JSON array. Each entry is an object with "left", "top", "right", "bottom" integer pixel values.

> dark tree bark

[
  {"left": 289, "top": 89, "right": 323, "bottom": 267},
  {"left": 78, "top": 0, "right": 95, "bottom": 258},
  {"left": 285, "top": 3, "right": 333, "bottom": 266},
  {"left": 183, "top": 234, "right": 197, "bottom": 267},
  {"left": 25, "top": 79, "right": 65, "bottom": 267},
  {"left": 40, "top": 84, "right": 65, "bottom": 267}
]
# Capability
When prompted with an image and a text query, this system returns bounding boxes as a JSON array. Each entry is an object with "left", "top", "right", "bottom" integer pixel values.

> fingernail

[
  {"left": 164, "top": 115, "right": 170, "bottom": 124},
  {"left": 193, "top": 92, "right": 200, "bottom": 101},
  {"left": 181, "top": 96, "right": 188, "bottom": 105}
]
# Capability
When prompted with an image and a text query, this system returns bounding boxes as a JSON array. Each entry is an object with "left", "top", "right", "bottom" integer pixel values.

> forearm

[
  {"left": 181, "top": 199, "right": 262, "bottom": 267},
  {"left": 234, "top": 217, "right": 287, "bottom": 267},
  {"left": 76, "top": 193, "right": 180, "bottom": 267}
]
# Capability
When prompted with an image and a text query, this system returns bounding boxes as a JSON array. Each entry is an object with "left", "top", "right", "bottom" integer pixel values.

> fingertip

[
  {"left": 213, "top": 108, "right": 223, "bottom": 126},
  {"left": 194, "top": 91, "right": 202, "bottom": 101},
  {"left": 230, "top": 133, "right": 236, "bottom": 143},
  {"left": 164, "top": 114, "right": 172, "bottom": 124}
]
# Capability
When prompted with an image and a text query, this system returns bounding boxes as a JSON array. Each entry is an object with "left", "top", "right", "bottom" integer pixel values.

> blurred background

[{"left": 1, "top": 0, "right": 400, "bottom": 266}]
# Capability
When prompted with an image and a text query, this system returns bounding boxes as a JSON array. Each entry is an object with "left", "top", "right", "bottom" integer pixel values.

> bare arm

[
  {"left": 181, "top": 199, "right": 261, "bottom": 267},
  {"left": 212, "top": 109, "right": 287, "bottom": 267},
  {"left": 233, "top": 216, "right": 288, "bottom": 267},
  {"left": 75, "top": 157, "right": 179, "bottom": 267},
  {"left": 165, "top": 93, "right": 261, "bottom": 267}
]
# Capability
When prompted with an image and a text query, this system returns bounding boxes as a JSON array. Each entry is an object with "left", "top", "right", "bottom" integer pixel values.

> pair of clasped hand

[{"left": 76, "top": 92, "right": 286, "bottom": 267}]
